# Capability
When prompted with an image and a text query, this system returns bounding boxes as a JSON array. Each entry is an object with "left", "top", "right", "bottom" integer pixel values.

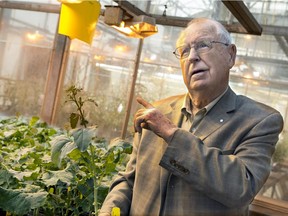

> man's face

[{"left": 179, "top": 21, "right": 236, "bottom": 95}]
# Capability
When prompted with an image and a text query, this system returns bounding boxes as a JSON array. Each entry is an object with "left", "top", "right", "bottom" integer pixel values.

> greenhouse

[{"left": 0, "top": 0, "right": 288, "bottom": 215}]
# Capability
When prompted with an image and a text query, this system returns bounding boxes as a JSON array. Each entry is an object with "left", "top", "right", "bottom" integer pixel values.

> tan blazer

[{"left": 100, "top": 87, "right": 283, "bottom": 216}]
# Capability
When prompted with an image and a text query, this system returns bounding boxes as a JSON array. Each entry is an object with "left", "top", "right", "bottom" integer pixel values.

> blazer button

[
  {"left": 183, "top": 169, "right": 190, "bottom": 175},
  {"left": 170, "top": 159, "right": 177, "bottom": 166}
]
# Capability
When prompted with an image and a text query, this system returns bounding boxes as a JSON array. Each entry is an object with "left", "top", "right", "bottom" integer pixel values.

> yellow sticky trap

[
  {"left": 58, "top": 1, "right": 101, "bottom": 45},
  {"left": 111, "top": 207, "right": 120, "bottom": 216}
]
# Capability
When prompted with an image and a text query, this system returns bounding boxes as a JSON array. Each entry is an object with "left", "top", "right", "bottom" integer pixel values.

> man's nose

[{"left": 187, "top": 48, "right": 200, "bottom": 62}]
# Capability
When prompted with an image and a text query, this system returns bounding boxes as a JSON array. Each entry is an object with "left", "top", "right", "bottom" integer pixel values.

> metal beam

[
  {"left": 113, "top": 0, "right": 147, "bottom": 17},
  {"left": 1, "top": 1, "right": 287, "bottom": 37},
  {"left": 262, "top": 25, "right": 288, "bottom": 36},
  {"left": 221, "top": 0, "right": 262, "bottom": 35},
  {"left": 274, "top": 36, "right": 288, "bottom": 58},
  {"left": 237, "top": 55, "right": 288, "bottom": 66},
  {"left": 112, "top": 0, "right": 263, "bottom": 36},
  {"left": 152, "top": 14, "right": 248, "bottom": 34},
  {"left": 40, "top": 32, "right": 70, "bottom": 124},
  {"left": 152, "top": 14, "right": 288, "bottom": 37},
  {"left": 121, "top": 39, "right": 143, "bottom": 139},
  {"left": 0, "top": 1, "right": 60, "bottom": 13}
]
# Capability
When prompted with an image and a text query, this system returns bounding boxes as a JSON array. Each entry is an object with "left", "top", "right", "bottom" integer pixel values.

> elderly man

[{"left": 100, "top": 18, "right": 283, "bottom": 216}]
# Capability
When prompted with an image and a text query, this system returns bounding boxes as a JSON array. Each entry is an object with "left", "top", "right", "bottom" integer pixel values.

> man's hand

[{"left": 134, "top": 97, "right": 177, "bottom": 142}]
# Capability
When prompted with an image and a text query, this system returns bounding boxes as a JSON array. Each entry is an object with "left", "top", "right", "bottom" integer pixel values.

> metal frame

[
  {"left": 113, "top": 0, "right": 263, "bottom": 35},
  {"left": 221, "top": 0, "right": 262, "bottom": 35}
]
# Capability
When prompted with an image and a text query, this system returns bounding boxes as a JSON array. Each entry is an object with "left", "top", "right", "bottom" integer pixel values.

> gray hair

[{"left": 176, "top": 18, "right": 232, "bottom": 47}]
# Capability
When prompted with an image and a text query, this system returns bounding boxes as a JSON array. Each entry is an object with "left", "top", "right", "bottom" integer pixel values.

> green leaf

[
  {"left": 71, "top": 127, "right": 97, "bottom": 152},
  {"left": 29, "top": 116, "right": 40, "bottom": 127},
  {"left": 105, "top": 162, "right": 117, "bottom": 173},
  {"left": 0, "top": 187, "right": 47, "bottom": 215},
  {"left": 50, "top": 135, "right": 72, "bottom": 168},
  {"left": 68, "top": 148, "right": 93, "bottom": 167},
  {"left": 8, "top": 168, "right": 39, "bottom": 181},
  {"left": 109, "top": 137, "right": 133, "bottom": 154},
  {"left": 59, "top": 141, "right": 77, "bottom": 165},
  {"left": 3, "top": 129, "right": 18, "bottom": 138},
  {"left": 70, "top": 112, "right": 80, "bottom": 129},
  {"left": 0, "top": 169, "right": 17, "bottom": 188},
  {"left": 41, "top": 167, "right": 74, "bottom": 186},
  {"left": 67, "top": 147, "right": 84, "bottom": 162},
  {"left": 97, "top": 185, "right": 109, "bottom": 206}
]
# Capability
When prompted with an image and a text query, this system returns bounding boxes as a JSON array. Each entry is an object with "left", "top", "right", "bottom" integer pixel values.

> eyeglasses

[{"left": 173, "top": 40, "right": 229, "bottom": 59}]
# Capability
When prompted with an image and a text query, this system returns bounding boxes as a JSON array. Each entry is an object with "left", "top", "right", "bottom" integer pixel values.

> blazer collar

[
  {"left": 168, "top": 95, "right": 185, "bottom": 125},
  {"left": 194, "top": 87, "right": 237, "bottom": 140},
  {"left": 163, "top": 87, "right": 237, "bottom": 140}
]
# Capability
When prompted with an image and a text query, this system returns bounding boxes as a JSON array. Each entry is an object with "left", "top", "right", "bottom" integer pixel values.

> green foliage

[
  {"left": 0, "top": 187, "right": 47, "bottom": 215},
  {"left": 0, "top": 85, "right": 132, "bottom": 215},
  {"left": 65, "top": 85, "right": 98, "bottom": 129},
  {"left": 50, "top": 132, "right": 132, "bottom": 215},
  {"left": 0, "top": 115, "right": 59, "bottom": 215}
]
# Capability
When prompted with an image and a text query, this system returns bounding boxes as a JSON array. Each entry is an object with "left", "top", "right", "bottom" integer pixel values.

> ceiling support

[
  {"left": 40, "top": 31, "right": 70, "bottom": 125},
  {"left": 0, "top": 1, "right": 60, "bottom": 13},
  {"left": 113, "top": 0, "right": 146, "bottom": 17},
  {"left": 275, "top": 36, "right": 288, "bottom": 57},
  {"left": 221, "top": 0, "right": 262, "bottom": 35},
  {"left": 121, "top": 39, "right": 143, "bottom": 139}
]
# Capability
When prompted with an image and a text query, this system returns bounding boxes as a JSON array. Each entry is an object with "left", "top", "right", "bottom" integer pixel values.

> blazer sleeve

[
  {"left": 99, "top": 134, "right": 140, "bottom": 216},
  {"left": 160, "top": 111, "right": 283, "bottom": 208}
]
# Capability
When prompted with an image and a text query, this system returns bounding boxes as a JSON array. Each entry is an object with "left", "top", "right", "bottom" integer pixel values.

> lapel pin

[{"left": 220, "top": 119, "right": 224, "bottom": 123}]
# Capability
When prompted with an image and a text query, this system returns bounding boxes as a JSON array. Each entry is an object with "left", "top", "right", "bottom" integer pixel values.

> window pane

[
  {"left": 0, "top": 8, "right": 58, "bottom": 116},
  {"left": 55, "top": 22, "right": 139, "bottom": 140}
]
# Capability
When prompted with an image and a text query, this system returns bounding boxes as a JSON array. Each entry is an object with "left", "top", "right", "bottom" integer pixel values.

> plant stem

[
  {"left": 93, "top": 177, "right": 98, "bottom": 215},
  {"left": 89, "top": 144, "right": 98, "bottom": 215},
  {"left": 71, "top": 92, "right": 87, "bottom": 128},
  {"left": 65, "top": 188, "right": 71, "bottom": 216},
  {"left": 33, "top": 208, "right": 39, "bottom": 216}
]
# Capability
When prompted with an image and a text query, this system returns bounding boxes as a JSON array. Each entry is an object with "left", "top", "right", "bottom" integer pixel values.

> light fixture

[
  {"left": 104, "top": 6, "right": 158, "bottom": 39},
  {"left": 26, "top": 31, "right": 44, "bottom": 42}
]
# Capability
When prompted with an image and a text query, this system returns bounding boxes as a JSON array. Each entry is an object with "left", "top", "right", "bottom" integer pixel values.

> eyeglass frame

[{"left": 173, "top": 40, "right": 230, "bottom": 59}]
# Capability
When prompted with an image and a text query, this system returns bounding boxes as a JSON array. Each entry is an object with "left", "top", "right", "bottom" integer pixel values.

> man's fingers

[
  {"left": 134, "top": 116, "right": 144, "bottom": 133},
  {"left": 134, "top": 97, "right": 154, "bottom": 133},
  {"left": 134, "top": 123, "right": 142, "bottom": 133},
  {"left": 134, "top": 117, "right": 149, "bottom": 133},
  {"left": 136, "top": 96, "right": 154, "bottom": 109}
]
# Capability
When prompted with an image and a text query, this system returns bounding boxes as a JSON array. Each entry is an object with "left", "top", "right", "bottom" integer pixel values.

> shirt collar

[
  {"left": 181, "top": 87, "right": 228, "bottom": 116},
  {"left": 205, "top": 87, "right": 228, "bottom": 113}
]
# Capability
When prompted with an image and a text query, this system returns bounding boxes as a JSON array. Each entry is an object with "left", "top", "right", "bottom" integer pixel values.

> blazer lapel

[
  {"left": 158, "top": 96, "right": 185, "bottom": 202},
  {"left": 194, "top": 88, "right": 237, "bottom": 140},
  {"left": 159, "top": 95, "right": 184, "bottom": 160},
  {"left": 160, "top": 95, "right": 185, "bottom": 125}
]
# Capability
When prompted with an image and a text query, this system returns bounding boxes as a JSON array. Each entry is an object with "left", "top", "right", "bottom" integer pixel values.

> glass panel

[
  {"left": 0, "top": 8, "right": 58, "bottom": 116},
  {"left": 54, "top": 22, "right": 140, "bottom": 141},
  {"left": 244, "top": 0, "right": 288, "bottom": 27},
  {"left": 133, "top": 24, "right": 185, "bottom": 111},
  {"left": 125, "top": 0, "right": 225, "bottom": 18}
]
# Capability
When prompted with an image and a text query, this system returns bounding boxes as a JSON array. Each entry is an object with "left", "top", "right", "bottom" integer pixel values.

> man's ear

[{"left": 228, "top": 44, "right": 237, "bottom": 68}]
